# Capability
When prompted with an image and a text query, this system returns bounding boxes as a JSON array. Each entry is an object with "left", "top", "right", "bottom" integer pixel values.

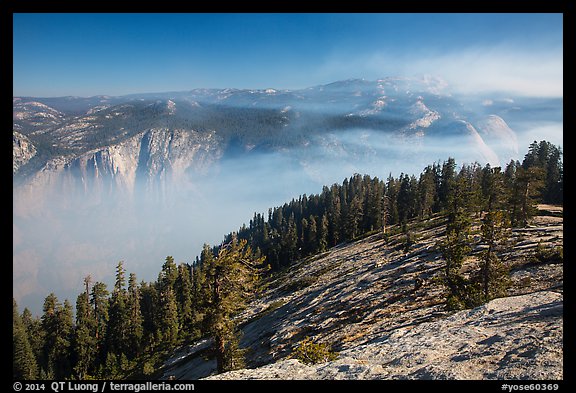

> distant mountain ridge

[
  {"left": 14, "top": 77, "right": 522, "bottom": 190},
  {"left": 14, "top": 77, "right": 557, "bottom": 316}
]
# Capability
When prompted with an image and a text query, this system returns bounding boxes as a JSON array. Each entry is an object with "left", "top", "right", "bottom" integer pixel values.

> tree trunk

[
  {"left": 484, "top": 244, "right": 492, "bottom": 300},
  {"left": 215, "top": 334, "right": 226, "bottom": 374},
  {"left": 213, "top": 267, "right": 226, "bottom": 373}
]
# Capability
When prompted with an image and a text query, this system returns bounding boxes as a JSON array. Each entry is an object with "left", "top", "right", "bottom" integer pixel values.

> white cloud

[{"left": 317, "top": 45, "right": 563, "bottom": 97}]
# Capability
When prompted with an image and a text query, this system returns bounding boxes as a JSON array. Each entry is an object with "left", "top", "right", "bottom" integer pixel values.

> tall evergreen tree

[
  {"left": 418, "top": 165, "right": 437, "bottom": 219},
  {"left": 90, "top": 282, "right": 109, "bottom": 364},
  {"left": 307, "top": 215, "right": 318, "bottom": 254},
  {"left": 13, "top": 299, "right": 38, "bottom": 380},
  {"left": 509, "top": 165, "right": 543, "bottom": 227},
  {"left": 21, "top": 307, "right": 43, "bottom": 374},
  {"left": 397, "top": 173, "right": 417, "bottom": 225},
  {"left": 474, "top": 166, "right": 511, "bottom": 302},
  {"left": 327, "top": 184, "right": 342, "bottom": 246},
  {"left": 318, "top": 213, "right": 329, "bottom": 252},
  {"left": 175, "top": 263, "right": 194, "bottom": 340},
  {"left": 344, "top": 194, "right": 363, "bottom": 240},
  {"left": 41, "top": 294, "right": 73, "bottom": 379},
  {"left": 139, "top": 281, "right": 159, "bottom": 350},
  {"left": 282, "top": 213, "right": 298, "bottom": 265},
  {"left": 73, "top": 276, "right": 97, "bottom": 379},
  {"left": 107, "top": 262, "right": 129, "bottom": 357},
  {"left": 126, "top": 273, "right": 143, "bottom": 359},
  {"left": 439, "top": 175, "right": 473, "bottom": 310},
  {"left": 159, "top": 256, "right": 178, "bottom": 291},
  {"left": 522, "top": 140, "right": 563, "bottom": 204},
  {"left": 203, "top": 239, "right": 265, "bottom": 373},
  {"left": 158, "top": 286, "right": 180, "bottom": 347},
  {"left": 386, "top": 173, "right": 399, "bottom": 226},
  {"left": 438, "top": 157, "right": 457, "bottom": 212}
]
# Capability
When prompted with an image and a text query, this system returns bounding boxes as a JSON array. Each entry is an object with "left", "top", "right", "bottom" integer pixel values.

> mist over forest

[{"left": 13, "top": 79, "right": 562, "bottom": 315}]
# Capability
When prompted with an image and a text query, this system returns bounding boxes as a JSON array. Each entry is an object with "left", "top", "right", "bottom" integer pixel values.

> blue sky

[{"left": 13, "top": 13, "right": 563, "bottom": 97}]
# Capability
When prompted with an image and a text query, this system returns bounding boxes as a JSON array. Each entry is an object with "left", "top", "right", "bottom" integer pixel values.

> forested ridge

[{"left": 13, "top": 140, "right": 562, "bottom": 380}]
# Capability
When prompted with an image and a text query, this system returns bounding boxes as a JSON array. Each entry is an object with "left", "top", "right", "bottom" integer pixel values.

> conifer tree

[
  {"left": 439, "top": 175, "right": 473, "bottom": 310},
  {"left": 307, "top": 215, "right": 318, "bottom": 254},
  {"left": 41, "top": 294, "right": 73, "bottom": 379},
  {"left": 90, "top": 282, "right": 109, "bottom": 363},
  {"left": 107, "top": 262, "right": 129, "bottom": 357},
  {"left": 203, "top": 239, "right": 265, "bottom": 373},
  {"left": 345, "top": 194, "right": 363, "bottom": 240},
  {"left": 73, "top": 276, "right": 97, "bottom": 379},
  {"left": 318, "top": 213, "right": 329, "bottom": 252},
  {"left": 139, "top": 281, "right": 159, "bottom": 349},
  {"left": 386, "top": 174, "right": 399, "bottom": 226},
  {"left": 282, "top": 214, "right": 298, "bottom": 264},
  {"left": 175, "top": 263, "right": 194, "bottom": 340},
  {"left": 159, "top": 256, "right": 178, "bottom": 291},
  {"left": 327, "top": 184, "right": 342, "bottom": 246},
  {"left": 418, "top": 165, "right": 436, "bottom": 219},
  {"left": 21, "top": 307, "right": 43, "bottom": 374},
  {"left": 439, "top": 158, "right": 457, "bottom": 211},
  {"left": 13, "top": 299, "right": 38, "bottom": 380},
  {"left": 126, "top": 273, "right": 143, "bottom": 358},
  {"left": 159, "top": 286, "right": 179, "bottom": 347},
  {"left": 509, "top": 165, "right": 543, "bottom": 227},
  {"left": 475, "top": 166, "right": 510, "bottom": 302}
]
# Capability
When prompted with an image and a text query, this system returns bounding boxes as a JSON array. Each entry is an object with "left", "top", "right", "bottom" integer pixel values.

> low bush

[{"left": 293, "top": 337, "right": 338, "bottom": 365}]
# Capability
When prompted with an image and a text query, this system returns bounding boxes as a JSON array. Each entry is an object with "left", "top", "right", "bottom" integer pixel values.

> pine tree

[
  {"left": 139, "top": 281, "right": 159, "bottom": 350},
  {"left": 175, "top": 263, "right": 194, "bottom": 340},
  {"left": 13, "top": 299, "right": 38, "bottom": 380},
  {"left": 475, "top": 166, "right": 510, "bottom": 303},
  {"left": 203, "top": 239, "right": 266, "bottom": 373},
  {"left": 522, "top": 140, "right": 563, "bottom": 204},
  {"left": 159, "top": 256, "right": 178, "bottom": 291},
  {"left": 318, "top": 213, "right": 329, "bottom": 252},
  {"left": 307, "top": 215, "right": 318, "bottom": 254},
  {"left": 300, "top": 217, "right": 308, "bottom": 253},
  {"left": 509, "top": 166, "right": 543, "bottom": 227},
  {"left": 90, "top": 282, "right": 109, "bottom": 365},
  {"left": 365, "top": 176, "right": 384, "bottom": 232},
  {"left": 439, "top": 175, "right": 473, "bottom": 310},
  {"left": 41, "top": 295, "right": 74, "bottom": 379},
  {"left": 344, "top": 194, "right": 363, "bottom": 240},
  {"left": 386, "top": 173, "right": 399, "bottom": 226},
  {"left": 100, "top": 352, "right": 119, "bottom": 379},
  {"left": 73, "top": 276, "right": 97, "bottom": 379},
  {"left": 107, "top": 262, "right": 129, "bottom": 357},
  {"left": 438, "top": 158, "right": 457, "bottom": 211},
  {"left": 282, "top": 213, "right": 298, "bottom": 265},
  {"left": 418, "top": 165, "right": 436, "bottom": 219},
  {"left": 159, "top": 286, "right": 179, "bottom": 347},
  {"left": 126, "top": 273, "right": 143, "bottom": 359},
  {"left": 21, "top": 307, "right": 43, "bottom": 374},
  {"left": 328, "top": 184, "right": 341, "bottom": 246}
]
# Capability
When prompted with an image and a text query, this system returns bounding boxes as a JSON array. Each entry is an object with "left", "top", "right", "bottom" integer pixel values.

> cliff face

[
  {"left": 14, "top": 127, "right": 223, "bottom": 211},
  {"left": 13, "top": 131, "right": 37, "bottom": 174},
  {"left": 64, "top": 128, "right": 222, "bottom": 195}
]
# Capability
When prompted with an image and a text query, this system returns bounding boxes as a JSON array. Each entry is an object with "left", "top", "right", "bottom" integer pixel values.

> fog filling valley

[{"left": 13, "top": 83, "right": 562, "bottom": 315}]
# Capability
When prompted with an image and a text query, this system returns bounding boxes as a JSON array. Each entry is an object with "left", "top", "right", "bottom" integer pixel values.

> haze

[{"left": 12, "top": 13, "right": 563, "bottom": 315}]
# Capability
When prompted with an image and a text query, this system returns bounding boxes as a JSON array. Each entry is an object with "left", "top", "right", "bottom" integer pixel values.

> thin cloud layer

[{"left": 318, "top": 45, "right": 563, "bottom": 98}]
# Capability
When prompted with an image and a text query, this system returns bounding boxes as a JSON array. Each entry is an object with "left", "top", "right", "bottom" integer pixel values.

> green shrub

[
  {"left": 532, "top": 241, "right": 563, "bottom": 264},
  {"left": 284, "top": 276, "right": 317, "bottom": 292},
  {"left": 293, "top": 337, "right": 338, "bottom": 365},
  {"left": 142, "top": 361, "right": 155, "bottom": 376}
]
